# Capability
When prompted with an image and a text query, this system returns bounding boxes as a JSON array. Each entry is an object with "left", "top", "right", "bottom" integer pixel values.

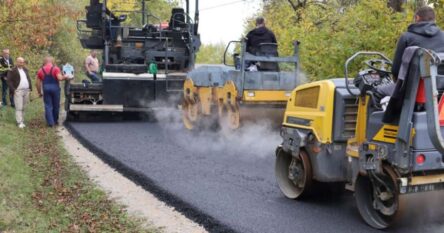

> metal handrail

[
  {"left": 223, "top": 40, "right": 241, "bottom": 67},
  {"left": 422, "top": 50, "right": 444, "bottom": 161}
]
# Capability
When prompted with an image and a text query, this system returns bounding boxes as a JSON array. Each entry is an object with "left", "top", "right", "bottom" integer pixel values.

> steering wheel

[{"left": 365, "top": 59, "right": 392, "bottom": 75}]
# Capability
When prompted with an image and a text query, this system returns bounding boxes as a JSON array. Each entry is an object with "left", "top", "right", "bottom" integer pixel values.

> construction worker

[
  {"left": 246, "top": 17, "right": 278, "bottom": 71},
  {"left": 377, "top": 6, "right": 444, "bottom": 98},
  {"left": 85, "top": 50, "right": 101, "bottom": 82},
  {"left": 392, "top": 6, "right": 444, "bottom": 80},
  {"left": 246, "top": 17, "right": 277, "bottom": 55},
  {"left": 36, "top": 57, "right": 68, "bottom": 127},
  {"left": 0, "top": 49, "right": 14, "bottom": 107}
]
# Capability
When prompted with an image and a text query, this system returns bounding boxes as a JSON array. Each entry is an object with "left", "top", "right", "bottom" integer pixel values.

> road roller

[
  {"left": 275, "top": 49, "right": 444, "bottom": 229},
  {"left": 182, "top": 40, "right": 301, "bottom": 130}
]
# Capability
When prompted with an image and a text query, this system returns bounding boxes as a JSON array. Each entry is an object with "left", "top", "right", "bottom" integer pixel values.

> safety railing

[{"left": 421, "top": 50, "right": 444, "bottom": 161}]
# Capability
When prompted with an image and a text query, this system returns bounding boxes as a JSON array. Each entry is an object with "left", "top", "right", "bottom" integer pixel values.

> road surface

[{"left": 66, "top": 110, "right": 444, "bottom": 233}]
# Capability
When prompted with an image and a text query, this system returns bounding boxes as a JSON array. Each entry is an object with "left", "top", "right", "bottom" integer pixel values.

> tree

[
  {"left": 251, "top": 0, "right": 425, "bottom": 80},
  {"left": 196, "top": 43, "right": 227, "bottom": 64}
]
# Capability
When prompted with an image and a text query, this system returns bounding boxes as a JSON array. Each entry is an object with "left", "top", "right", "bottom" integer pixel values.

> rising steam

[{"left": 152, "top": 105, "right": 282, "bottom": 159}]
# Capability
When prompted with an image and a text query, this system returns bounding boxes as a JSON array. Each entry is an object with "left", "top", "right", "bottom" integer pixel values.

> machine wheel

[
  {"left": 219, "top": 103, "right": 240, "bottom": 130},
  {"left": 275, "top": 147, "right": 313, "bottom": 199},
  {"left": 182, "top": 98, "right": 200, "bottom": 130},
  {"left": 355, "top": 166, "right": 401, "bottom": 229}
]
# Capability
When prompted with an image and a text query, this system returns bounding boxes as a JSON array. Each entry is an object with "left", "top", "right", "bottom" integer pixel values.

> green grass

[{"left": 0, "top": 96, "right": 158, "bottom": 233}]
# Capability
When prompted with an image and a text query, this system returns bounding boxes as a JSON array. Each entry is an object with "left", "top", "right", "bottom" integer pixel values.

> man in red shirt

[{"left": 36, "top": 56, "right": 67, "bottom": 127}]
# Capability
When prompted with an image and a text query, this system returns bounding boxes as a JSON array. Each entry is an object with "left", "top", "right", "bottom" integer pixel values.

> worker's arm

[
  {"left": 6, "top": 70, "right": 15, "bottom": 95},
  {"left": 391, "top": 34, "right": 408, "bottom": 81},
  {"left": 36, "top": 77, "right": 42, "bottom": 97},
  {"left": 271, "top": 31, "right": 277, "bottom": 44},
  {"left": 85, "top": 58, "right": 92, "bottom": 74},
  {"left": 56, "top": 72, "right": 67, "bottom": 81}
]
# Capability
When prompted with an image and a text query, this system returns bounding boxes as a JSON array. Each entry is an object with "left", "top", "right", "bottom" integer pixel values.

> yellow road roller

[
  {"left": 182, "top": 40, "right": 301, "bottom": 130},
  {"left": 275, "top": 49, "right": 444, "bottom": 229}
]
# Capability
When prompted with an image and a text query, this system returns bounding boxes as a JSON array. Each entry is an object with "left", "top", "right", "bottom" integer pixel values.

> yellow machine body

[
  {"left": 283, "top": 80, "right": 336, "bottom": 143},
  {"left": 183, "top": 78, "right": 291, "bottom": 130}
]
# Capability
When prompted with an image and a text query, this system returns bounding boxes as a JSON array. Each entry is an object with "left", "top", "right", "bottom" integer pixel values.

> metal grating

[{"left": 342, "top": 99, "right": 358, "bottom": 138}]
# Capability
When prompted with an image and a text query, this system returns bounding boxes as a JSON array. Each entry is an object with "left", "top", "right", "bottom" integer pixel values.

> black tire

[
  {"left": 275, "top": 147, "right": 313, "bottom": 199},
  {"left": 355, "top": 167, "right": 401, "bottom": 229}
]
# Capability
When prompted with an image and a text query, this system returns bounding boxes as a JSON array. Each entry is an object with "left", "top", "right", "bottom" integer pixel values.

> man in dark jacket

[
  {"left": 246, "top": 17, "right": 277, "bottom": 55},
  {"left": 7, "top": 57, "right": 32, "bottom": 128},
  {"left": 392, "top": 6, "right": 444, "bottom": 80},
  {"left": 0, "top": 48, "right": 14, "bottom": 107}
]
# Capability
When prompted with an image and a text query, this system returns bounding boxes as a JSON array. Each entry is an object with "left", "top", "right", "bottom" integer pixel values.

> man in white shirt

[{"left": 7, "top": 57, "right": 32, "bottom": 128}]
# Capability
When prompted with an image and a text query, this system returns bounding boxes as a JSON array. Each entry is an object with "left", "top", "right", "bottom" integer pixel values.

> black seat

[
  {"left": 169, "top": 8, "right": 187, "bottom": 30},
  {"left": 256, "top": 43, "right": 279, "bottom": 71},
  {"left": 256, "top": 43, "right": 278, "bottom": 56},
  {"left": 86, "top": 4, "right": 103, "bottom": 29}
]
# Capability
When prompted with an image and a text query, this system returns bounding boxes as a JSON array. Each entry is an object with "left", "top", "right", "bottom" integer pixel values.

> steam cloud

[{"left": 152, "top": 104, "right": 282, "bottom": 159}]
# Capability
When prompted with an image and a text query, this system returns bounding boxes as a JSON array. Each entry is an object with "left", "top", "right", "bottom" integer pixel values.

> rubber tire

[
  {"left": 355, "top": 173, "right": 400, "bottom": 229},
  {"left": 275, "top": 147, "right": 313, "bottom": 199}
]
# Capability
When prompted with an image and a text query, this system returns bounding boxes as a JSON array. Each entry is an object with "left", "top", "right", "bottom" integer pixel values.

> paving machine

[
  {"left": 275, "top": 49, "right": 444, "bottom": 229},
  {"left": 66, "top": 0, "right": 200, "bottom": 119},
  {"left": 182, "top": 40, "right": 301, "bottom": 129}
]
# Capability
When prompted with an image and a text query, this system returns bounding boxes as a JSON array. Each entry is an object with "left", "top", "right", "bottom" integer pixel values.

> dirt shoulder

[
  {"left": 58, "top": 127, "right": 207, "bottom": 233},
  {"left": 0, "top": 103, "right": 155, "bottom": 232}
]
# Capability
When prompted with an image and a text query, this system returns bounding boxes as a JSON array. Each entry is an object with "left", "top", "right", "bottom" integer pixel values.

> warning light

[{"left": 416, "top": 154, "right": 426, "bottom": 165}]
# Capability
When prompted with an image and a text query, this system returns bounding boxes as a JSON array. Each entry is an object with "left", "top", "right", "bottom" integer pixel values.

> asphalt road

[{"left": 66, "top": 110, "right": 444, "bottom": 233}]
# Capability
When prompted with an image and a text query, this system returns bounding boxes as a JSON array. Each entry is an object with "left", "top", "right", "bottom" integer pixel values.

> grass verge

[{"left": 0, "top": 97, "right": 157, "bottom": 233}]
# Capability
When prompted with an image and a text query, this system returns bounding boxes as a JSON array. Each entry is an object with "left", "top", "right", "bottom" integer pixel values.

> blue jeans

[
  {"left": 43, "top": 84, "right": 60, "bottom": 126},
  {"left": 86, "top": 71, "right": 101, "bottom": 82},
  {"left": 1, "top": 77, "right": 14, "bottom": 106}
]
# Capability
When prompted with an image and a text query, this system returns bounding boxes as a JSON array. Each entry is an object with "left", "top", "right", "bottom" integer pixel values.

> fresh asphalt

[{"left": 66, "top": 110, "right": 444, "bottom": 233}]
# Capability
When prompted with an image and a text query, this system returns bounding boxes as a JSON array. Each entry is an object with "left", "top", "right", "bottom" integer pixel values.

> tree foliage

[
  {"left": 0, "top": 0, "right": 85, "bottom": 73},
  {"left": 196, "top": 43, "right": 227, "bottom": 64},
  {"left": 253, "top": 0, "right": 444, "bottom": 80}
]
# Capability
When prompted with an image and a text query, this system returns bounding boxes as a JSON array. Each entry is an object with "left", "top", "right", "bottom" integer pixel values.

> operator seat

[
  {"left": 86, "top": 3, "right": 103, "bottom": 29},
  {"left": 256, "top": 43, "right": 279, "bottom": 71},
  {"left": 169, "top": 8, "right": 187, "bottom": 30}
]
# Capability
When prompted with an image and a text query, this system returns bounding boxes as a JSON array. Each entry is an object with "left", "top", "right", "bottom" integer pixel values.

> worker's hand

[{"left": 38, "top": 93, "right": 43, "bottom": 98}]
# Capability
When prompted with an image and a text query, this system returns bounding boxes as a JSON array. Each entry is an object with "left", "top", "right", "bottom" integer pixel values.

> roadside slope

[{"left": 0, "top": 102, "right": 156, "bottom": 232}]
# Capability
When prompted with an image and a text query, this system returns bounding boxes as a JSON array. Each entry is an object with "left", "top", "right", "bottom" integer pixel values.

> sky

[{"left": 182, "top": 0, "right": 262, "bottom": 45}]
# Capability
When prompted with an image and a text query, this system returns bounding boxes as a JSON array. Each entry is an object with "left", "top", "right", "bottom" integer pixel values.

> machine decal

[
  {"left": 373, "top": 125, "right": 399, "bottom": 143},
  {"left": 286, "top": 116, "right": 311, "bottom": 126}
]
